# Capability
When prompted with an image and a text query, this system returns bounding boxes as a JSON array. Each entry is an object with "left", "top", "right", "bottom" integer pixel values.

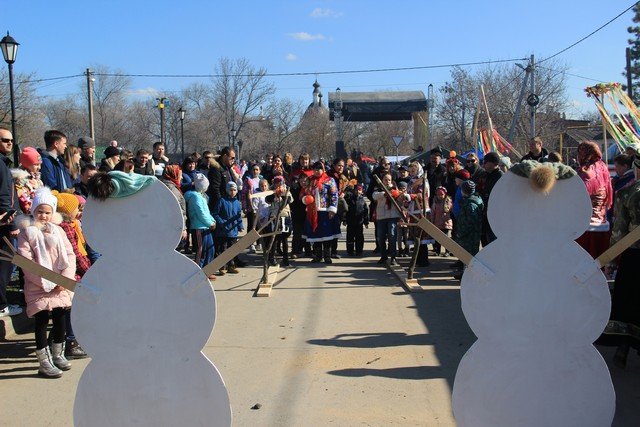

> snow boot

[
  {"left": 36, "top": 347, "right": 63, "bottom": 378},
  {"left": 51, "top": 342, "right": 71, "bottom": 371}
]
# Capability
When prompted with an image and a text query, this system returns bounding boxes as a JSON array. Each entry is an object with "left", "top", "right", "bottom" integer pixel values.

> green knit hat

[{"left": 107, "top": 171, "right": 156, "bottom": 198}]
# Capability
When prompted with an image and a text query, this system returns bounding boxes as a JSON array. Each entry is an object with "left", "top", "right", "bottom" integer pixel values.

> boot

[
  {"left": 323, "top": 241, "right": 332, "bottom": 264},
  {"left": 416, "top": 244, "right": 430, "bottom": 267},
  {"left": 331, "top": 239, "right": 340, "bottom": 259},
  {"left": 50, "top": 342, "right": 71, "bottom": 371},
  {"left": 36, "top": 347, "right": 63, "bottom": 378},
  {"left": 311, "top": 243, "right": 322, "bottom": 263}
]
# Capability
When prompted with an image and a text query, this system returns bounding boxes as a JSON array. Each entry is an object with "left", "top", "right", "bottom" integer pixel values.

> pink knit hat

[{"left": 20, "top": 147, "right": 42, "bottom": 168}]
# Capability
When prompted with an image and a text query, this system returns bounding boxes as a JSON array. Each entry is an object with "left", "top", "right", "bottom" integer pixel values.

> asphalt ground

[{"left": 1, "top": 229, "right": 638, "bottom": 426}]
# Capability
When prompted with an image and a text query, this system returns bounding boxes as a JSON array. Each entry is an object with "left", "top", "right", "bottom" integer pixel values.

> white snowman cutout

[
  {"left": 452, "top": 163, "right": 615, "bottom": 427},
  {"left": 72, "top": 173, "right": 231, "bottom": 426}
]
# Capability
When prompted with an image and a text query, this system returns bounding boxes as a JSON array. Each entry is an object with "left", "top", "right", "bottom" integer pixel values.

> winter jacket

[
  {"left": 0, "top": 153, "right": 19, "bottom": 237},
  {"left": 455, "top": 194, "right": 484, "bottom": 256},
  {"left": 372, "top": 189, "right": 405, "bottom": 220},
  {"left": 59, "top": 220, "right": 91, "bottom": 281},
  {"left": 212, "top": 196, "right": 243, "bottom": 238},
  {"left": 431, "top": 196, "right": 453, "bottom": 230},
  {"left": 39, "top": 150, "right": 72, "bottom": 191},
  {"left": 181, "top": 169, "right": 197, "bottom": 193},
  {"left": 11, "top": 168, "right": 43, "bottom": 214},
  {"left": 160, "top": 179, "right": 187, "bottom": 228},
  {"left": 207, "top": 157, "right": 242, "bottom": 209},
  {"left": 184, "top": 191, "right": 216, "bottom": 230},
  {"left": 611, "top": 180, "right": 640, "bottom": 249},
  {"left": 17, "top": 215, "right": 75, "bottom": 317},
  {"left": 345, "top": 191, "right": 369, "bottom": 225}
]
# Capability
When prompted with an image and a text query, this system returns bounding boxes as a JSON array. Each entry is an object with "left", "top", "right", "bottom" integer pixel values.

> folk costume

[{"left": 302, "top": 164, "right": 339, "bottom": 263}]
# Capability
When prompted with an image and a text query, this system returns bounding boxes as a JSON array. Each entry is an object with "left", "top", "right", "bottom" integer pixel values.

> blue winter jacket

[
  {"left": 181, "top": 170, "right": 197, "bottom": 193},
  {"left": 184, "top": 191, "right": 216, "bottom": 230},
  {"left": 212, "top": 196, "right": 243, "bottom": 238},
  {"left": 39, "top": 150, "right": 73, "bottom": 191}
]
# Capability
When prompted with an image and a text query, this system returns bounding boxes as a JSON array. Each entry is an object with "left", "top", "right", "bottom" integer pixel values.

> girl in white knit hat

[{"left": 16, "top": 187, "right": 76, "bottom": 378}]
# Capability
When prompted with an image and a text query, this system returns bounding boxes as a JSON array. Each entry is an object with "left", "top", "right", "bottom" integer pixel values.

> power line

[
  {"left": 539, "top": 1, "right": 638, "bottom": 63},
  {"left": 536, "top": 64, "right": 605, "bottom": 83},
  {"left": 91, "top": 58, "right": 528, "bottom": 79}
]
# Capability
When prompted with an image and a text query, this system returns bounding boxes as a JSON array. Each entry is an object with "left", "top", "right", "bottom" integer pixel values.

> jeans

[{"left": 376, "top": 218, "right": 398, "bottom": 259}]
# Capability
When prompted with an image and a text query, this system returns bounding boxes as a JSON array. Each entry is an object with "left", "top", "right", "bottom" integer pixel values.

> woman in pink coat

[{"left": 17, "top": 187, "right": 76, "bottom": 378}]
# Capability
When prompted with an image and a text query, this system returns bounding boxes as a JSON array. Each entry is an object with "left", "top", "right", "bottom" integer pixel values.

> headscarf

[{"left": 163, "top": 164, "right": 182, "bottom": 190}]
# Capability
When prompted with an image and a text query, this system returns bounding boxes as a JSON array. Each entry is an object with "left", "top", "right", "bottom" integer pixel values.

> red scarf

[
  {"left": 163, "top": 165, "right": 182, "bottom": 190},
  {"left": 306, "top": 172, "right": 331, "bottom": 232}
]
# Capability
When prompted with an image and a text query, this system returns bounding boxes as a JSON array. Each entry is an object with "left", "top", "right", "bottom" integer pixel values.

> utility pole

[
  {"left": 529, "top": 54, "right": 536, "bottom": 139},
  {"left": 626, "top": 47, "right": 634, "bottom": 100},
  {"left": 86, "top": 68, "right": 95, "bottom": 139},
  {"left": 508, "top": 61, "right": 531, "bottom": 143},
  {"left": 156, "top": 97, "right": 167, "bottom": 144},
  {"left": 334, "top": 88, "right": 346, "bottom": 159},
  {"left": 461, "top": 99, "right": 466, "bottom": 146},
  {"left": 426, "top": 84, "right": 434, "bottom": 150}
]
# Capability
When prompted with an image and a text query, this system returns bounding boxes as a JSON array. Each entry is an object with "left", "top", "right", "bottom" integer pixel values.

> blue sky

[{"left": 4, "top": 0, "right": 637, "bottom": 117}]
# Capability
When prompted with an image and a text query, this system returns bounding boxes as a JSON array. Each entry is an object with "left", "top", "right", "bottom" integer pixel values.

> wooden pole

[{"left": 480, "top": 85, "right": 495, "bottom": 148}]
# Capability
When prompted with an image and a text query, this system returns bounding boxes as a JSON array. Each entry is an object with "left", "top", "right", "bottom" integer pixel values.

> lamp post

[
  {"left": 0, "top": 32, "right": 19, "bottom": 165},
  {"left": 156, "top": 97, "right": 167, "bottom": 144},
  {"left": 426, "top": 83, "right": 434, "bottom": 150},
  {"left": 229, "top": 126, "right": 237, "bottom": 153},
  {"left": 237, "top": 139, "right": 243, "bottom": 161},
  {"left": 178, "top": 107, "right": 186, "bottom": 161}
]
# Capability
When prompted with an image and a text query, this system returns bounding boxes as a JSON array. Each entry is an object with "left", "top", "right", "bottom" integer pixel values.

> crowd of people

[{"left": 0, "top": 125, "right": 639, "bottom": 375}]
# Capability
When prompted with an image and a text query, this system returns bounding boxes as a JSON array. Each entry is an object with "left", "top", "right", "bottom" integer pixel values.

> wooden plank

[
  {"left": 596, "top": 225, "right": 640, "bottom": 267},
  {"left": 249, "top": 190, "right": 274, "bottom": 199},
  {"left": 415, "top": 217, "right": 473, "bottom": 265},
  {"left": 256, "top": 264, "right": 279, "bottom": 297},
  {"left": 202, "top": 229, "right": 261, "bottom": 277},
  {"left": 387, "top": 262, "right": 423, "bottom": 293},
  {"left": 12, "top": 254, "right": 77, "bottom": 292}
]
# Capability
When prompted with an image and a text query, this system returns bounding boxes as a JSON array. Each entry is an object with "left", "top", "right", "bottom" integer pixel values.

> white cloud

[
  {"left": 310, "top": 8, "right": 343, "bottom": 18},
  {"left": 285, "top": 53, "right": 298, "bottom": 61},
  {"left": 287, "top": 32, "right": 326, "bottom": 41},
  {"left": 127, "top": 87, "right": 160, "bottom": 97}
]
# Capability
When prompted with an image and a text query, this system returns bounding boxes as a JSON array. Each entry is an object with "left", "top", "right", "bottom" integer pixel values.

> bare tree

[
  {"left": 263, "top": 97, "right": 303, "bottom": 155},
  {"left": 0, "top": 70, "right": 47, "bottom": 148},
  {"left": 212, "top": 57, "right": 276, "bottom": 146},
  {"left": 88, "top": 65, "right": 132, "bottom": 146}
]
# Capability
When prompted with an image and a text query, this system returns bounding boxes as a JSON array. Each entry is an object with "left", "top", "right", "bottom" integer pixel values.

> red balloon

[
  {"left": 303, "top": 195, "right": 314, "bottom": 205},
  {"left": 390, "top": 189, "right": 400, "bottom": 198}
]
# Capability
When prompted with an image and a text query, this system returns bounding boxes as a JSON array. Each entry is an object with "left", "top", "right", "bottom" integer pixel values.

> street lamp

[
  {"left": 237, "top": 139, "right": 243, "bottom": 160},
  {"left": 156, "top": 97, "right": 167, "bottom": 144},
  {"left": 0, "top": 32, "right": 19, "bottom": 165},
  {"left": 229, "top": 126, "right": 237, "bottom": 153},
  {"left": 178, "top": 107, "right": 186, "bottom": 160},
  {"left": 426, "top": 83, "right": 434, "bottom": 150}
]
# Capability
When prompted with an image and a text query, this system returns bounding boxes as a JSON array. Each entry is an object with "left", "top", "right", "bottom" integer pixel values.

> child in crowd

[
  {"left": 265, "top": 176, "right": 294, "bottom": 267},
  {"left": 431, "top": 186, "right": 453, "bottom": 256},
  {"left": 242, "top": 164, "right": 263, "bottom": 253},
  {"left": 17, "top": 187, "right": 76, "bottom": 378},
  {"left": 396, "top": 181, "right": 410, "bottom": 257},
  {"left": 344, "top": 184, "right": 369, "bottom": 256},
  {"left": 212, "top": 182, "right": 244, "bottom": 275},
  {"left": 372, "top": 173, "right": 406, "bottom": 266},
  {"left": 184, "top": 173, "right": 217, "bottom": 280},
  {"left": 13, "top": 147, "right": 44, "bottom": 214},
  {"left": 54, "top": 191, "right": 90, "bottom": 359},
  {"left": 454, "top": 180, "right": 484, "bottom": 278},
  {"left": 253, "top": 178, "right": 271, "bottom": 250}
]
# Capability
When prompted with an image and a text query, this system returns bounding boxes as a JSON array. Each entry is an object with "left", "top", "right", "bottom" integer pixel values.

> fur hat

[
  {"left": 483, "top": 152, "right": 500, "bottom": 165},
  {"left": 77, "top": 136, "right": 95, "bottom": 149},
  {"left": 193, "top": 173, "right": 209, "bottom": 193},
  {"left": 55, "top": 192, "right": 80, "bottom": 217},
  {"left": 226, "top": 181, "right": 237, "bottom": 194},
  {"left": 455, "top": 169, "right": 471, "bottom": 180},
  {"left": 32, "top": 187, "right": 57, "bottom": 214},
  {"left": 20, "top": 147, "right": 42, "bottom": 168},
  {"left": 103, "top": 146, "right": 120, "bottom": 158},
  {"left": 461, "top": 180, "right": 475, "bottom": 195}
]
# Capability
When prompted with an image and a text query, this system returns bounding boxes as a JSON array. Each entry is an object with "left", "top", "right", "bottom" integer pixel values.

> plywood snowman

[
  {"left": 452, "top": 162, "right": 615, "bottom": 426},
  {"left": 72, "top": 172, "right": 231, "bottom": 426}
]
